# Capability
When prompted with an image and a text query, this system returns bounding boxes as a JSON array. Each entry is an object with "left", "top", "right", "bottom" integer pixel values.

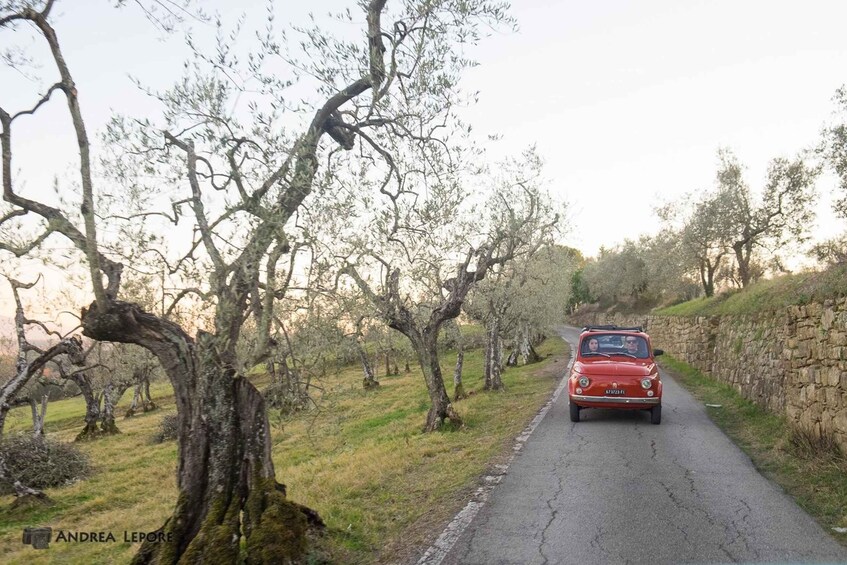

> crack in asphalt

[
  {"left": 589, "top": 523, "right": 633, "bottom": 564},
  {"left": 538, "top": 462, "right": 565, "bottom": 565},
  {"left": 719, "top": 498, "right": 757, "bottom": 560}
]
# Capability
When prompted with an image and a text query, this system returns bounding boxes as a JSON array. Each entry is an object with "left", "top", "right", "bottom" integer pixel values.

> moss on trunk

[
  {"left": 244, "top": 476, "right": 310, "bottom": 564},
  {"left": 74, "top": 421, "right": 101, "bottom": 441}
]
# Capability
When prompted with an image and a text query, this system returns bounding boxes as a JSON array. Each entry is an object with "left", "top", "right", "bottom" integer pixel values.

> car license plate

[{"left": 605, "top": 389, "right": 625, "bottom": 395}]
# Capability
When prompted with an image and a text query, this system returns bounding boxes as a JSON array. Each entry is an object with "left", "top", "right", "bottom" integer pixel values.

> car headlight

[
  {"left": 641, "top": 378, "right": 652, "bottom": 389},
  {"left": 578, "top": 376, "right": 590, "bottom": 388}
]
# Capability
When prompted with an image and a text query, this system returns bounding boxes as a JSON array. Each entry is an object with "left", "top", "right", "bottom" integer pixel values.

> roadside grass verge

[
  {"left": 660, "top": 354, "right": 847, "bottom": 546},
  {"left": 0, "top": 336, "right": 568, "bottom": 564}
]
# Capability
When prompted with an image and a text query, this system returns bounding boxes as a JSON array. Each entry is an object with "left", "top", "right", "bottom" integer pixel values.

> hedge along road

[{"left": 431, "top": 326, "right": 847, "bottom": 565}]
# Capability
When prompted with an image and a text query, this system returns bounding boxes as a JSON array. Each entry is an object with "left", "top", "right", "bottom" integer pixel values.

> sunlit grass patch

[{"left": 660, "top": 354, "right": 847, "bottom": 546}]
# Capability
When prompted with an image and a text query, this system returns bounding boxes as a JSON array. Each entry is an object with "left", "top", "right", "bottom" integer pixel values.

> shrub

[
  {"left": 787, "top": 425, "right": 845, "bottom": 463},
  {"left": 0, "top": 434, "right": 89, "bottom": 493},
  {"left": 151, "top": 413, "right": 178, "bottom": 444}
]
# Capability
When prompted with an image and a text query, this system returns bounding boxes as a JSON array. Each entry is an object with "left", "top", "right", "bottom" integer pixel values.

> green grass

[
  {"left": 655, "top": 264, "right": 847, "bottom": 317},
  {"left": 660, "top": 354, "right": 847, "bottom": 546},
  {"left": 0, "top": 337, "right": 568, "bottom": 564}
]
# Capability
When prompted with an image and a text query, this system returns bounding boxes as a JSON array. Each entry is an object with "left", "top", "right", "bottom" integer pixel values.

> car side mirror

[{"left": 653, "top": 349, "right": 664, "bottom": 356}]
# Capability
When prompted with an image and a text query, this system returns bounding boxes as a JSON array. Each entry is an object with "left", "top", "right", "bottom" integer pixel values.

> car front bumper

[{"left": 570, "top": 394, "right": 660, "bottom": 406}]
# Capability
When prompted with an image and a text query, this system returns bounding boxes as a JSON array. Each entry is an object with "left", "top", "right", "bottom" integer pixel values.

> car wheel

[
  {"left": 569, "top": 401, "right": 580, "bottom": 422},
  {"left": 650, "top": 404, "right": 661, "bottom": 425}
]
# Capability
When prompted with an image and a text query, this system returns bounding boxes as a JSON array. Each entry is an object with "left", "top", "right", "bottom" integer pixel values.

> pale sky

[
  {"left": 459, "top": 0, "right": 847, "bottom": 256},
  {"left": 2, "top": 0, "right": 847, "bottom": 316}
]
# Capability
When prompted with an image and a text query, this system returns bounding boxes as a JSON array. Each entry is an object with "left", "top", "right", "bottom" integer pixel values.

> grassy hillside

[
  {"left": 656, "top": 264, "right": 847, "bottom": 317},
  {"left": 0, "top": 336, "right": 568, "bottom": 564}
]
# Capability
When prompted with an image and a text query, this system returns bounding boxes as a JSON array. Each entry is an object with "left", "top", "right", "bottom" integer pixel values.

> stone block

[
  {"left": 827, "top": 366, "right": 842, "bottom": 387},
  {"left": 823, "top": 308, "right": 836, "bottom": 331},
  {"left": 825, "top": 386, "right": 839, "bottom": 406},
  {"left": 830, "top": 332, "right": 847, "bottom": 347},
  {"left": 835, "top": 409, "right": 847, "bottom": 438}
]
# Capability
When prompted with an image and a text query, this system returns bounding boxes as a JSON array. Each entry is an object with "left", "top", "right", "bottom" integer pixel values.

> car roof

[{"left": 580, "top": 325, "right": 649, "bottom": 338}]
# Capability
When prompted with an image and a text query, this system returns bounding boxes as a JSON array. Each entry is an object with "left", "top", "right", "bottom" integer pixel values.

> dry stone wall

[{"left": 578, "top": 298, "right": 847, "bottom": 449}]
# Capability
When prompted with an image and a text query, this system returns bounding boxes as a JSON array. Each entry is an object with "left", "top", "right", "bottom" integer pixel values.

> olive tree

[
  {"left": 339, "top": 150, "right": 553, "bottom": 430},
  {"left": 465, "top": 241, "right": 568, "bottom": 391},
  {"left": 0, "top": 277, "right": 84, "bottom": 438},
  {"left": 822, "top": 85, "right": 847, "bottom": 221},
  {"left": 582, "top": 242, "right": 650, "bottom": 306},
  {"left": 715, "top": 149, "right": 818, "bottom": 288},
  {"left": 0, "top": 277, "right": 84, "bottom": 506},
  {"left": 678, "top": 190, "right": 735, "bottom": 297},
  {"left": 0, "top": 0, "right": 511, "bottom": 560}
]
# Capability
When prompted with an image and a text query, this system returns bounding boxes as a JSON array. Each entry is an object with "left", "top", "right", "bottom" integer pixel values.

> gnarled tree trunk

[
  {"left": 413, "top": 334, "right": 461, "bottom": 431},
  {"left": 358, "top": 343, "right": 379, "bottom": 389},
  {"left": 126, "top": 370, "right": 156, "bottom": 417},
  {"left": 505, "top": 349, "right": 518, "bottom": 366},
  {"left": 70, "top": 372, "right": 101, "bottom": 441},
  {"left": 448, "top": 321, "right": 466, "bottom": 401},
  {"left": 82, "top": 300, "right": 320, "bottom": 564},
  {"left": 29, "top": 395, "right": 47, "bottom": 437},
  {"left": 519, "top": 332, "right": 541, "bottom": 365},
  {"left": 100, "top": 381, "right": 130, "bottom": 434},
  {"left": 483, "top": 317, "right": 504, "bottom": 391}
]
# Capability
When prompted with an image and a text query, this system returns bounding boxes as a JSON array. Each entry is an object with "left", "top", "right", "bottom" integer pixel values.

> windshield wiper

[
  {"left": 582, "top": 352, "right": 610, "bottom": 357},
  {"left": 611, "top": 352, "right": 637, "bottom": 358}
]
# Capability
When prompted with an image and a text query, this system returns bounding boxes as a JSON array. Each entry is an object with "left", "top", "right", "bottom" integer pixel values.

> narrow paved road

[{"left": 437, "top": 326, "right": 847, "bottom": 565}]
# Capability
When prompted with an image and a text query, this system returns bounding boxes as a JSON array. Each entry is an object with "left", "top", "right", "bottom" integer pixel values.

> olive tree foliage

[
  {"left": 563, "top": 247, "right": 591, "bottom": 313},
  {"left": 580, "top": 231, "right": 698, "bottom": 309},
  {"left": 462, "top": 152, "right": 563, "bottom": 391},
  {"left": 822, "top": 85, "right": 847, "bottom": 221},
  {"left": 0, "top": 0, "right": 512, "bottom": 561},
  {"left": 817, "top": 85, "right": 847, "bottom": 265},
  {"left": 337, "top": 145, "right": 554, "bottom": 430},
  {"left": 509, "top": 245, "right": 579, "bottom": 340},
  {"left": 640, "top": 229, "right": 700, "bottom": 303},
  {"left": 658, "top": 190, "right": 735, "bottom": 298},
  {"left": 581, "top": 242, "right": 649, "bottom": 307},
  {"left": 714, "top": 149, "right": 818, "bottom": 288},
  {"left": 654, "top": 149, "right": 818, "bottom": 297},
  {"left": 260, "top": 301, "right": 346, "bottom": 414},
  {"left": 497, "top": 244, "right": 576, "bottom": 366}
]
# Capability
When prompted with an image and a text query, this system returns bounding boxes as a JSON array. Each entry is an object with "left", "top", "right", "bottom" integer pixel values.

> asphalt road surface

[{"left": 435, "top": 326, "right": 847, "bottom": 565}]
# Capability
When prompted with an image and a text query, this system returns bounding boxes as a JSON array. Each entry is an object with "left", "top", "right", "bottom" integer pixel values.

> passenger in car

[
  {"left": 624, "top": 337, "right": 648, "bottom": 357},
  {"left": 587, "top": 338, "right": 599, "bottom": 353}
]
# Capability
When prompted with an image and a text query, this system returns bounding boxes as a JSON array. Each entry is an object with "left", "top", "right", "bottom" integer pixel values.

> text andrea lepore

[{"left": 54, "top": 530, "right": 172, "bottom": 543}]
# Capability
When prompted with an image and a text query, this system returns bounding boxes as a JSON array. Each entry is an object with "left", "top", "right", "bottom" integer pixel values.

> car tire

[
  {"left": 569, "top": 401, "right": 580, "bottom": 422},
  {"left": 650, "top": 404, "right": 661, "bottom": 425}
]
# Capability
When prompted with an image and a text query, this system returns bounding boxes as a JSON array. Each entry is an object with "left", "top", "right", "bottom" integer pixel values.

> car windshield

[{"left": 581, "top": 333, "right": 649, "bottom": 359}]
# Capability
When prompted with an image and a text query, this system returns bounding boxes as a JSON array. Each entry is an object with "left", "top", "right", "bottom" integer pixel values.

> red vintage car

[{"left": 568, "top": 325, "right": 664, "bottom": 424}]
